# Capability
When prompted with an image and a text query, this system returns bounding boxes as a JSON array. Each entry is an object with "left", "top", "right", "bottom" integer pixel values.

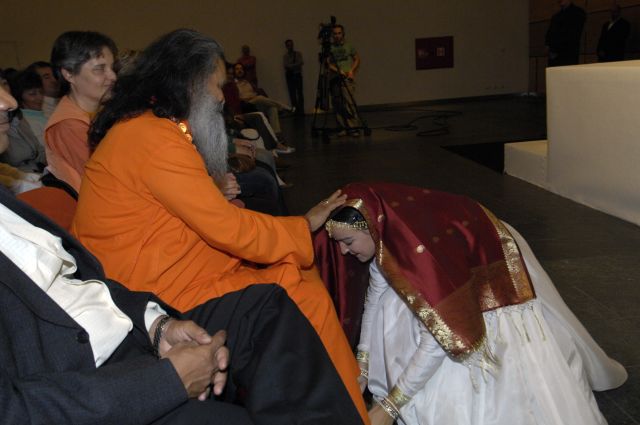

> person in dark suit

[
  {"left": 545, "top": 0, "right": 586, "bottom": 67},
  {"left": 0, "top": 85, "right": 363, "bottom": 425},
  {"left": 597, "top": 3, "right": 630, "bottom": 62}
]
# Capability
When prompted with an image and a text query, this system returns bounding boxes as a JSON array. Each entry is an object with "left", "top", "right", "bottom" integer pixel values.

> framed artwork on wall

[{"left": 415, "top": 36, "right": 454, "bottom": 70}]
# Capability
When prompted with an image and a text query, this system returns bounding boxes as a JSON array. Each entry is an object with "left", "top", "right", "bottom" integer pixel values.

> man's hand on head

[{"left": 305, "top": 189, "right": 347, "bottom": 232}]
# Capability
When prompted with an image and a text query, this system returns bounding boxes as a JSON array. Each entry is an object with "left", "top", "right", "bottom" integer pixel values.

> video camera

[
  {"left": 318, "top": 16, "right": 336, "bottom": 43},
  {"left": 317, "top": 15, "right": 337, "bottom": 61}
]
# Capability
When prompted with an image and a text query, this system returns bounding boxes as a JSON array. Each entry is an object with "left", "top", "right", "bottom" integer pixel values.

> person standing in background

[
  {"left": 237, "top": 45, "right": 258, "bottom": 87},
  {"left": 545, "top": 0, "right": 586, "bottom": 67},
  {"left": 597, "top": 2, "right": 630, "bottom": 62},
  {"left": 283, "top": 39, "right": 304, "bottom": 116},
  {"left": 329, "top": 24, "right": 362, "bottom": 136}
]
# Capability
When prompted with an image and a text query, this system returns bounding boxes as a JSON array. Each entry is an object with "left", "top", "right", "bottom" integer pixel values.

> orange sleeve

[
  {"left": 45, "top": 119, "right": 91, "bottom": 178},
  {"left": 141, "top": 127, "right": 313, "bottom": 267}
]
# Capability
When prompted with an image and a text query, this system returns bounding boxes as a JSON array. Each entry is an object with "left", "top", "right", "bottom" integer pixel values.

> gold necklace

[{"left": 170, "top": 117, "right": 193, "bottom": 142}]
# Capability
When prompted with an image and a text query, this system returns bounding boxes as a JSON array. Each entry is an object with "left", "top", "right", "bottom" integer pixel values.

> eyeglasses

[{"left": 0, "top": 109, "right": 17, "bottom": 125}]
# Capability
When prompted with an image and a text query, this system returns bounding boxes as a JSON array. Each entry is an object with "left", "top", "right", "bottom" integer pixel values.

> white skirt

[
  {"left": 366, "top": 223, "right": 624, "bottom": 425},
  {"left": 504, "top": 222, "right": 627, "bottom": 391}
]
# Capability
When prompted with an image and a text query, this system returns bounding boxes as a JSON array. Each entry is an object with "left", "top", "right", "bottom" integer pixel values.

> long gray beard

[{"left": 188, "top": 92, "right": 228, "bottom": 185}]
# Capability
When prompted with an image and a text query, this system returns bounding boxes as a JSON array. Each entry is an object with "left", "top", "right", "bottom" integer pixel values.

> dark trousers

[
  {"left": 236, "top": 163, "right": 288, "bottom": 216},
  {"left": 329, "top": 75, "right": 360, "bottom": 130},
  {"left": 285, "top": 72, "right": 304, "bottom": 114},
  {"left": 548, "top": 49, "right": 580, "bottom": 67},
  {"left": 236, "top": 113, "right": 278, "bottom": 150},
  {"left": 114, "top": 285, "right": 363, "bottom": 425}
]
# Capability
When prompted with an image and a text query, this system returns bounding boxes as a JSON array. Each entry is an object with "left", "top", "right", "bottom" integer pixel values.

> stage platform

[{"left": 504, "top": 140, "right": 548, "bottom": 189}]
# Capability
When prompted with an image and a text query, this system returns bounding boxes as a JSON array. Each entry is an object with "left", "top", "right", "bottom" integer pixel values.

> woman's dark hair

[
  {"left": 50, "top": 31, "right": 117, "bottom": 96},
  {"left": 25, "top": 61, "right": 52, "bottom": 73},
  {"left": 330, "top": 206, "right": 365, "bottom": 224},
  {"left": 9, "top": 70, "right": 43, "bottom": 108},
  {"left": 89, "top": 29, "right": 224, "bottom": 149},
  {"left": 1, "top": 68, "right": 18, "bottom": 81}
]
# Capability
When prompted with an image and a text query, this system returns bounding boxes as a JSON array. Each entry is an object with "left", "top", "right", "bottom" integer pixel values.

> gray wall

[{"left": 1, "top": 0, "right": 529, "bottom": 108}]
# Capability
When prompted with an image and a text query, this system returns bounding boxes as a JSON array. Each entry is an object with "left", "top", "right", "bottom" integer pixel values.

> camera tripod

[{"left": 311, "top": 50, "right": 371, "bottom": 143}]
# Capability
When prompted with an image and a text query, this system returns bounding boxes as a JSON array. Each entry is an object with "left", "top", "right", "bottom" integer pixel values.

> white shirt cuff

[{"left": 144, "top": 301, "right": 168, "bottom": 333}]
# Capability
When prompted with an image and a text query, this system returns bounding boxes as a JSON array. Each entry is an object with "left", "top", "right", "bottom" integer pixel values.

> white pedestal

[
  {"left": 504, "top": 140, "right": 548, "bottom": 189},
  {"left": 546, "top": 61, "right": 640, "bottom": 226}
]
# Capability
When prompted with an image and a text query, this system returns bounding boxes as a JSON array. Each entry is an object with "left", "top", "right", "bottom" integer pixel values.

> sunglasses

[{"left": 0, "top": 109, "right": 18, "bottom": 125}]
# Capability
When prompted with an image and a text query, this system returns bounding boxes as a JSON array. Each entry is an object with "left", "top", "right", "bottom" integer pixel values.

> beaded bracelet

[
  {"left": 356, "top": 351, "right": 370, "bottom": 364},
  {"left": 377, "top": 398, "right": 400, "bottom": 420},
  {"left": 152, "top": 315, "right": 172, "bottom": 357},
  {"left": 359, "top": 367, "right": 369, "bottom": 379}
]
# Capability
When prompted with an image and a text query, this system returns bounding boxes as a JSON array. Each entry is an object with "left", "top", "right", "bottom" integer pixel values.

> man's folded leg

[
  {"left": 151, "top": 400, "right": 253, "bottom": 425},
  {"left": 184, "top": 284, "right": 364, "bottom": 425}
]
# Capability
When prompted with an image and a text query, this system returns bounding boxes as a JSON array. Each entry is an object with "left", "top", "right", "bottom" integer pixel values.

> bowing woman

[{"left": 315, "top": 182, "right": 626, "bottom": 425}]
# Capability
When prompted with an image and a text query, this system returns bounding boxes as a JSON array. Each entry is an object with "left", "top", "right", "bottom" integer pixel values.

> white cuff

[{"left": 144, "top": 301, "right": 168, "bottom": 333}]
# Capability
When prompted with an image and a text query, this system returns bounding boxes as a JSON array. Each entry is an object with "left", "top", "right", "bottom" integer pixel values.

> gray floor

[{"left": 279, "top": 96, "right": 639, "bottom": 424}]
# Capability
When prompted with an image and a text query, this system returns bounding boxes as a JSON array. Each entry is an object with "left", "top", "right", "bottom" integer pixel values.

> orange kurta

[
  {"left": 44, "top": 95, "right": 91, "bottom": 192},
  {"left": 71, "top": 112, "right": 368, "bottom": 424}
]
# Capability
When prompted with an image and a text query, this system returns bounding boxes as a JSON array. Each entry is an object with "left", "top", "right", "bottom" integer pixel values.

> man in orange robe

[{"left": 72, "top": 29, "right": 369, "bottom": 424}]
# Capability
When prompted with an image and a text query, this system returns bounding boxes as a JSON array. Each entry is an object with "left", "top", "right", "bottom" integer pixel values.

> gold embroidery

[
  {"left": 472, "top": 261, "right": 513, "bottom": 310},
  {"left": 416, "top": 305, "right": 468, "bottom": 353},
  {"left": 407, "top": 196, "right": 415, "bottom": 201},
  {"left": 389, "top": 386, "right": 411, "bottom": 409},
  {"left": 446, "top": 228, "right": 454, "bottom": 235},
  {"left": 353, "top": 200, "right": 364, "bottom": 209},
  {"left": 422, "top": 189, "right": 431, "bottom": 194},
  {"left": 356, "top": 351, "right": 369, "bottom": 364},
  {"left": 479, "top": 205, "right": 535, "bottom": 301},
  {"left": 324, "top": 219, "right": 368, "bottom": 238},
  {"left": 379, "top": 246, "right": 471, "bottom": 357},
  {"left": 391, "top": 201, "right": 399, "bottom": 207},
  {"left": 361, "top": 199, "right": 534, "bottom": 360}
]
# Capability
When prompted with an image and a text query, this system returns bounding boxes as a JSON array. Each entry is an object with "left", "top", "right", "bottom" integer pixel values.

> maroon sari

[{"left": 314, "top": 183, "right": 535, "bottom": 357}]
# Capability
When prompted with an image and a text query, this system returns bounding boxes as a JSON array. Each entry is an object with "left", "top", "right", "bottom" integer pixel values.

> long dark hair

[
  {"left": 89, "top": 29, "right": 224, "bottom": 149},
  {"left": 50, "top": 31, "right": 117, "bottom": 96}
]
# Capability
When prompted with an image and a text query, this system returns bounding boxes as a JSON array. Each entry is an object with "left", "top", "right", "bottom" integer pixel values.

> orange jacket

[{"left": 44, "top": 96, "right": 91, "bottom": 192}]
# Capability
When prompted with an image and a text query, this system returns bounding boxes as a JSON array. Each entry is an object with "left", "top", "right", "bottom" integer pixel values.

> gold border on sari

[
  {"left": 478, "top": 205, "right": 535, "bottom": 302},
  {"left": 349, "top": 197, "right": 477, "bottom": 357}
]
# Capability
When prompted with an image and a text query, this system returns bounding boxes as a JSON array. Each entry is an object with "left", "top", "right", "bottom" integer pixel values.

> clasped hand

[{"left": 156, "top": 318, "right": 229, "bottom": 400}]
